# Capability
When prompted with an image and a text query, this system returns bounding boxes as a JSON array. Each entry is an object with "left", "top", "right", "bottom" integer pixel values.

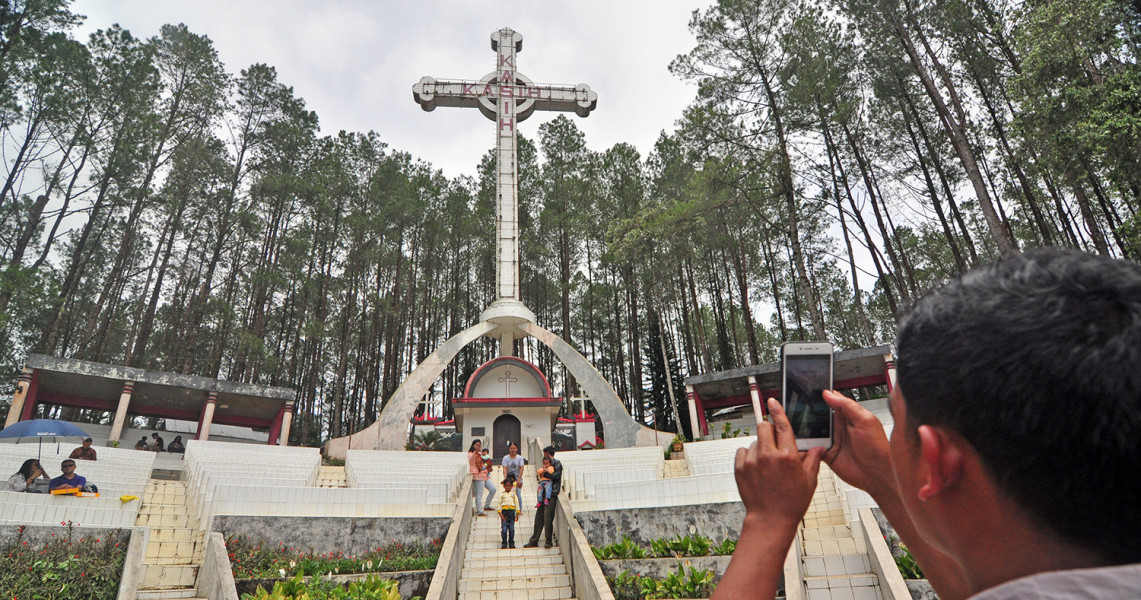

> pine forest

[{"left": 2, "top": 0, "right": 1139, "bottom": 444}]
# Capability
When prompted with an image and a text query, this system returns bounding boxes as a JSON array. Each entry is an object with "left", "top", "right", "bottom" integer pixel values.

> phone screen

[{"left": 783, "top": 354, "right": 832, "bottom": 440}]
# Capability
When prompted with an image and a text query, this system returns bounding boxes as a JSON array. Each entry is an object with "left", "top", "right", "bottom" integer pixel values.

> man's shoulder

[{"left": 971, "top": 563, "right": 1141, "bottom": 600}]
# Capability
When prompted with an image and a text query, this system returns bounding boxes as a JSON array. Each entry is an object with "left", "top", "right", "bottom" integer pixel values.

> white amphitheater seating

[
  {"left": 555, "top": 446, "right": 665, "bottom": 500},
  {"left": 345, "top": 450, "right": 467, "bottom": 502},
  {"left": 1, "top": 443, "right": 155, "bottom": 498},
  {"left": 0, "top": 490, "right": 141, "bottom": 528},
  {"left": 571, "top": 473, "right": 740, "bottom": 511},
  {"left": 183, "top": 443, "right": 465, "bottom": 526},
  {"left": 182, "top": 440, "right": 321, "bottom": 526},
  {"left": 684, "top": 436, "right": 754, "bottom": 476},
  {"left": 203, "top": 486, "right": 451, "bottom": 527}
]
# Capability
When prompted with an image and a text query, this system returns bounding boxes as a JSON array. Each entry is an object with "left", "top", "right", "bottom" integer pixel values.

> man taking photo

[{"left": 714, "top": 249, "right": 1141, "bottom": 600}]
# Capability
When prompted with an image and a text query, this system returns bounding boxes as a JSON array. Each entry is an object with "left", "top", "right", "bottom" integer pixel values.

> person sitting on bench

[{"left": 49, "top": 459, "right": 96, "bottom": 493}]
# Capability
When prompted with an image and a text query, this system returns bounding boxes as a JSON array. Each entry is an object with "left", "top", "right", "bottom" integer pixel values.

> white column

[
  {"left": 494, "top": 28, "right": 522, "bottom": 301},
  {"left": 279, "top": 402, "right": 294, "bottom": 446},
  {"left": 685, "top": 385, "right": 700, "bottom": 441},
  {"left": 199, "top": 392, "right": 218, "bottom": 441},
  {"left": 108, "top": 381, "right": 135, "bottom": 444},
  {"left": 500, "top": 331, "right": 514, "bottom": 357},
  {"left": 884, "top": 356, "right": 897, "bottom": 394},
  {"left": 4, "top": 368, "right": 33, "bottom": 428}
]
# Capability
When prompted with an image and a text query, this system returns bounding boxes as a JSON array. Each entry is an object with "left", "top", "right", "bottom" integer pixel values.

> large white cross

[{"left": 413, "top": 28, "right": 597, "bottom": 304}]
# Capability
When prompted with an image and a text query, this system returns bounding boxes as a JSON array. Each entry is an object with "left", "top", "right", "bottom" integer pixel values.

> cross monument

[
  {"left": 324, "top": 28, "right": 655, "bottom": 455},
  {"left": 413, "top": 28, "right": 598, "bottom": 355}
]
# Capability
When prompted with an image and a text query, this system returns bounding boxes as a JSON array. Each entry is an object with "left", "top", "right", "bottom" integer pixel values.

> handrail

[{"left": 424, "top": 476, "right": 474, "bottom": 600}]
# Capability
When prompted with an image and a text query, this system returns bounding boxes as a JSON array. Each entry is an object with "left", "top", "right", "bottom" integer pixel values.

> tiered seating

[
  {"left": 0, "top": 491, "right": 139, "bottom": 527},
  {"left": 183, "top": 443, "right": 465, "bottom": 528},
  {"left": 207, "top": 486, "right": 451, "bottom": 519},
  {"left": 573, "top": 472, "right": 741, "bottom": 511},
  {"left": 0, "top": 443, "right": 155, "bottom": 528},
  {"left": 345, "top": 450, "right": 468, "bottom": 503},
  {"left": 183, "top": 440, "right": 320, "bottom": 528},
  {"left": 1, "top": 443, "right": 156, "bottom": 497},
  {"left": 683, "top": 436, "right": 754, "bottom": 476},
  {"left": 556, "top": 442, "right": 751, "bottom": 511},
  {"left": 555, "top": 446, "right": 664, "bottom": 500}
]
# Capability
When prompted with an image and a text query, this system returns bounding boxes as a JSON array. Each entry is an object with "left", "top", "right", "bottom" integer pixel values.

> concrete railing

[
  {"left": 115, "top": 527, "right": 146, "bottom": 600},
  {"left": 424, "top": 476, "right": 474, "bottom": 600},
  {"left": 858, "top": 507, "right": 910, "bottom": 600},
  {"left": 783, "top": 531, "right": 804, "bottom": 600},
  {"left": 554, "top": 491, "right": 615, "bottom": 600},
  {"left": 195, "top": 531, "right": 240, "bottom": 600}
]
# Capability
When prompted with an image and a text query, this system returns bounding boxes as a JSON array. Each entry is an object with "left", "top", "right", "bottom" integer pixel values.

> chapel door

[{"left": 492, "top": 414, "right": 521, "bottom": 459}]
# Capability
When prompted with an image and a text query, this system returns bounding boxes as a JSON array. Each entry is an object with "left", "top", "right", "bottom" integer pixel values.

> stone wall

[
  {"left": 574, "top": 502, "right": 744, "bottom": 547},
  {"left": 211, "top": 516, "right": 451, "bottom": 556}
]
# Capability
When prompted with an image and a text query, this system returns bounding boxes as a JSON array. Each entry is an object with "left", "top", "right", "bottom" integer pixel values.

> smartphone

[{"left": 780, "top": 341, "right": 834, "bottom": 450}]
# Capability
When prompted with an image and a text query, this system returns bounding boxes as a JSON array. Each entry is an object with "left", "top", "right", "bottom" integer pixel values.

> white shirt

[{"left": 970, "top": 563, "right": 1141, "bottom": 599}]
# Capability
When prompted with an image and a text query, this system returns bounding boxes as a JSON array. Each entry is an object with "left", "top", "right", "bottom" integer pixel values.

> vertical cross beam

[
  {"left": 412, "top": 28, "right": 597, "bottom": 320},
  {"left": 494, "top": 29, "right": 522, "bottom": 301}
]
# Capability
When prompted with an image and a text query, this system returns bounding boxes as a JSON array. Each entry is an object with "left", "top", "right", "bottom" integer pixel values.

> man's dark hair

[
  {"left": 896, "top": 248, "right": 1141, "bottom": 562},
  {"left": 61, "top": 459, "right": 75, "bottom": 468},
  {"left": 542, "top": 446, "right": 556, "bottom": 456},
  {"left": 83, "top": 438, "right": 92, "bottom": 443}
]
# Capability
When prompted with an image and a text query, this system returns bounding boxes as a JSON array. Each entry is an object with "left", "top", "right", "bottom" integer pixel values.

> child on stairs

[{"left": 497, "top": 475, "right": 521, "bottom": 549}]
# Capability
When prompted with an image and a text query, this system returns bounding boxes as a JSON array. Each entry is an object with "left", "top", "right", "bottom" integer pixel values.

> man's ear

[{"left": 916, "top": 425, "right": 966, "bottom": 501}]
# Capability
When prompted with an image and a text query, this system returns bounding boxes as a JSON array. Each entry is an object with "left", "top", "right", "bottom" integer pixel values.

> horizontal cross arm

[{"left": 413, "top": 76, "right": 598, "bottom": 118}]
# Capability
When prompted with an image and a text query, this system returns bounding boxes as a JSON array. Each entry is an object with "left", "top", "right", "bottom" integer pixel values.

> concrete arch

[
  {"left": 325, "top": 321, "right": 496, "bottom": 455},
  {"left": 325, "top": 319, "right": 668, "bottom": 456},
  {"left": 518, "top": 322, "right": 658, "bottom": 448}
]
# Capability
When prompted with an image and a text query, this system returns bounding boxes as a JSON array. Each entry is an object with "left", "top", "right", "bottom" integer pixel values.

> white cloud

[{"left": 72, "top": 0, "right": 709, "bottom": 178}]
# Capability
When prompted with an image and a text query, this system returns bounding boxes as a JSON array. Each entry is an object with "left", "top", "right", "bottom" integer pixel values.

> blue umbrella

[{"left": 0, "top": 419, "right": 90, "bottom": 460}]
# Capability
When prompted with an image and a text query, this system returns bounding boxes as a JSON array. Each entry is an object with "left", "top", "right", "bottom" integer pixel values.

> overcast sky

[{"left": 71, "top": 0, "right": 711, "bottom": 179}]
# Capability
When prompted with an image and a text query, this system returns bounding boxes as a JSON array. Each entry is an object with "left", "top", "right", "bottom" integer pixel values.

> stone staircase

[
  {"left": 458, "top": 465, "right": 575, "bottom": 599},
  {"left": 134, "top": 479, "right": 206, "bottom": 600},
  {"left": 315, "top": 465, "right": 349, "bottom": 488},
  {"left": 798, "top": 465, "right": 882, "bottom": 600},
  {"left": 664, "top": 458, "right": 690, "bottom": 478}
]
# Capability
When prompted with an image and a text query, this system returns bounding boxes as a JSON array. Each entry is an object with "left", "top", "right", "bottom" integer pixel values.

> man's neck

[{"left": 948, "top": 498, "right": 1111, "bottom": 595}]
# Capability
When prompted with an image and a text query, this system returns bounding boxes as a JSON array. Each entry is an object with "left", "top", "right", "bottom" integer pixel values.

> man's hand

[
  {"left": 713, "top": 398, "right": 823, "bottom": 600},
  {"left": 734, "top": 397, "right": 824, "bottom": 531},
  {"left": 821, "top": 390, "right": 896, "bottom": 499}
]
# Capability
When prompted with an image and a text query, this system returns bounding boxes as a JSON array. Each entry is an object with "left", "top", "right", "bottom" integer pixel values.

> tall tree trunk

[
  {"left": 890, "top": 6, "right": 1017, "bottom": 254},
  {"left": 759, "top": 67, "right": 826, "bottom": 340}
]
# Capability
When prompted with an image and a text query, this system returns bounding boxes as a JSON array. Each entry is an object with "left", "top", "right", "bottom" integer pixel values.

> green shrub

[
  {"left": 0, "top": 524, "right": 127, "bottom": 599},
  {"left": 606, "top": 564, "right": 716, "bottom": 600},
  {"left": 894, "top": 543, "right": 924, "bottom": 580},
  {"left": 241, "top": 573, "right": 417, "bottom": 599},
  {"left": 592, "top": 535, "right": 647, "bottom": 560},
  {"left": 226, "top": 537, "right": 441, "bottom": 579},
  {"left": 711, "top": 538, "right": 736, "bottom": 555},
  {"left": 594, "top": 533, "right": 734, "bottom": 560}
]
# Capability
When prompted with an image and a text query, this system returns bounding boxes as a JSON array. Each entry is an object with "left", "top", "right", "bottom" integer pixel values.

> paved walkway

[
  {"left": 799, "top": 465, "right": 883, "bottom": 600},
  {"left": 134, "top": 479, "right": 206, "bottom": 599},
  {"left": 458, "top": 465, "right": 575, "bottom": 600}
]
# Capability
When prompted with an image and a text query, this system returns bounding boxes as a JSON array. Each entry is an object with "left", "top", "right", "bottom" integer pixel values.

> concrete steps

[
  {"left": 459, "top": 465, "right": 574, "bottom": 600},
  {"left": 315, "top": 465, "right": 348, "bottom": 488},
  {"left": 134, "top": 480, "right": 205, "bottom": 597},
  {"left": 136, "top": 588, "right": 205, "bottom": 599},
  {"left": 664, "top": 459, "right": 690, "bottom": 478},
  {"left": 798, "top": 467, "right": 882, "bottom": 600}
]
